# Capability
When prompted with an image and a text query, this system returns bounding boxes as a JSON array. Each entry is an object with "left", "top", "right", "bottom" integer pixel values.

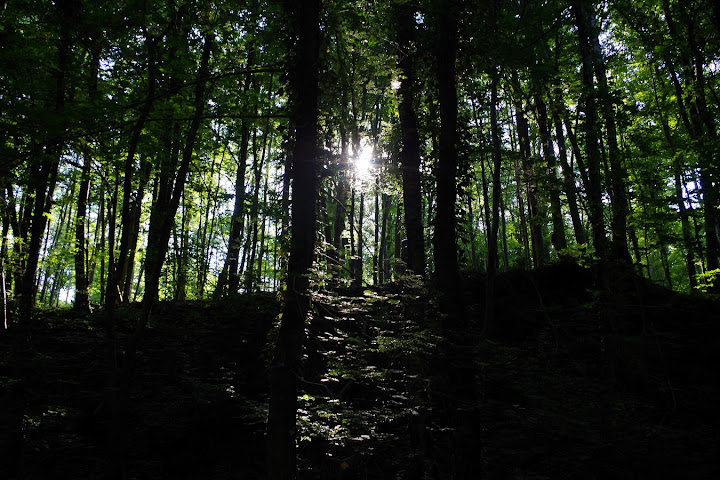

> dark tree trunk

[
  {"left": 215, "top": 47, "right": 255, "bottom": 297},
  {"left": 3, "top": 186, "right": 20, "bottom": 298},
  {"left": 514, "top": 93, "right": 545, "bottom": 267},
  {"left": 535, "top": 93, "right": 567, "bottom": 252},
  {"left": 552, "top": 103, "right": 587, "bottom": 246},
  {"left": 470, "top": 100, "right": 494, "bottom": 268},
  {"left": 395, "top": 202, "right": 402, "bottom": 276},
  {"left": 332, "top": 172, "right": 348, "bottom": 277},
  {"left": 121, "top": 161, "right": 152, "bottom": 302},
  {"left": 379, "top": 193, "right": 391, "bottom": 282},
  {"left": 196, "top": 151, "right": 221, "bottom": 296},
  {"left": 266, "top": 1, "right": 320, "bottom": 478},
  {"left": 141, "top": 30, "right": 211, "bottom": 323},
  {"left": 112, "top": 35, "right": 157, "bottom": 309},
  {"left": 573, "top": 0, "right": 609, "bottom": 256},
  {"left": 245, "top": 129, "right": 263, "bottom": 293},
  {"left": 394, "top": 3, "right": 426, "bottom": 276},
  {"left": 256, "top": 154, "right": 271, "bottom": 291},
  {"left": 374, "top": 176, "right": 379, "bottom": 285},
  {"left": 350, "top": 187, "right": 357, "bottom": 279},
  {"left": 1, "top": 195, "right": 9, "bottom": 328},
  {"left": 18, "top": 0, "right": 72, "bottom": 317},
  {"left": 354, "top": 192, "right": 365, "bottom": 289},
  {"left": 587, "top": 5, "right": 630, "bottom": 261},
  {"left": 434, "top": 0, "right": 462, "bottom": 323},
  {"left": 73, "top": 154, "right": 91, "bottom": 311},
  {"left": 96, "top": 188, "right": 106, "bottom": 305},
  {"left": 74, "top": 36, "right": 101, "bottom": 312},
  {"left": 484, "top": 69, "right": 504, "bottom": 337}
]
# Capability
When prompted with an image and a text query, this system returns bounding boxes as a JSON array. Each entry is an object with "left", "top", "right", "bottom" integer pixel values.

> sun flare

[{"left": 354, "top": 145, "right": 374, "bottom": 179}]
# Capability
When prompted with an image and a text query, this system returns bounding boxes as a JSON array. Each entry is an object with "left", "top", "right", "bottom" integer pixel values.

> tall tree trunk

[
  {"left": 434, "top": 0, "right": 462, "bottom": 324},
  {"left": 552, "top": 103, "right": 587, "bottom": 245},
  {"left": 573, "top": 0, "right": 609, "bottom": 256},
  {"left": 470, "top": 99, "right": 494, "bottom": 268},
  {"left": 174, "top": 192, "right": 188, "bottom": 301},
  {"left": 74, "top": 35, "right": 101, "bottom": 312},
  {"left": 484, "top": 69, "right": 504, "bottom": 337},
  {"left": 197, "top": 149, "right": 221, "bottom": 297},
  {"left": 394, "top": 3, "right": 426, "bottom": 276},
  {"left": 216, "top": 47, "right": 255, "bottom": 297},
  {"left": 350, "top": 187, "right": 356, "bottom": 275},
  {"left": 121, "top": 161, "right": 152, "bottom": 302},
  {"left": 245, "top": 129, "right": 261, "bottom": 293},
  {"left": 1, "top": 202, "right": 9, "bottom": 329},
  {"left": 535, "top": 93, "right": 567, "bottom": 252},
  {"left": 256, "top": 155, "right": 271, "bottom": 291},
  {"left": 379, "top": 193, "right": 391, "bottom": 282},
  {"left": 331, "top": 42, "right": 350, "bottom": 282},
  {"left": 395, "top": 202, "right": 402, "bottom": 277},
  {"left": 96, "top": 188, "right": 106, "bottom": 305},
  {"left": 374, "top": 176, "right": 379, "bottom": 285},
  {"left": 514, "top": 92, "right": 545, "bottom": 267},
  {"left": 354, "top": 192, "right": 365, "bottom": 289},
  {"left": 267, "top": 1, "right": 320, "bottom": 478},
  {"left": 674, "top": 166, "right": 698, "bottom": 288},
  {"left": 73, "top": 152, "right": 92, "bottom": 312},
  {"left": 3, "top": 186, "right": 20, "bottom": 298},
  {"left": 587, "top": 5, "right": 630, "bottom": 261},
  {"left": 19, "top": 0, "right": 71, "bottom": 317},
  {"left": 139, "top": 30, "right": 211, "bottom": 331},
  {"left": 112, "top": 34, "right": 157, "bottom": 310}
]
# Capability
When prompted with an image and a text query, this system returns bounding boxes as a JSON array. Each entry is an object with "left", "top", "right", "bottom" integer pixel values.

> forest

[{"left": 1, "top": 0, "right": 719, "bottom": 479}]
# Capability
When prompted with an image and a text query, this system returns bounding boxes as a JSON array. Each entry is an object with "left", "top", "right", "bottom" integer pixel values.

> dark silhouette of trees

[{"left": 2, "top": 0, "right": 720, "bottom": 472}]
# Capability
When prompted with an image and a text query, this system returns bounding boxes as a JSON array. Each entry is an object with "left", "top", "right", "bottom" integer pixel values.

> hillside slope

[{"left": 1, "top": 261, "right": 718, "bottom": 479}]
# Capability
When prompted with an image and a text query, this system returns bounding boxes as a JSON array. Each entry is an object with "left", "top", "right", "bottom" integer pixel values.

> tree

[
  {"left": 433, "top": 0, "right": 463, "bottom": 324},
  {"left": 395, "top": 2, "right": 426, "bottom": 277},
  {"left": 573, "top": 0, "right": 609, "bottom": 257},
  {"left": 266, "top": 0, "right": 321, "bottom": 477}
]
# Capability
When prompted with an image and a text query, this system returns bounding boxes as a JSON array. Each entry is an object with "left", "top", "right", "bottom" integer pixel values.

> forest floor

[{"left": 1, "top": 260, "right": 719, "bottom": 479}]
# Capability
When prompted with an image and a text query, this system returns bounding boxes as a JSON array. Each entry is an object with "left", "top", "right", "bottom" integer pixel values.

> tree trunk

[
  {"left": 216, "top": 47, "right": 255, "bottom": 297},
  {"left": 552, "top": 102, "right": 587, "bottom": 245},
  {"left": 394, "top": 3, "right": 426, "bottom": 276},
  {"left": 121, "top": 161, "right": 152, "bottom": 302},
  {"left": 484, "top": 69, "right": 504, "bottom": 337},
  {"left": 73, "top": 151, "right": 92, "bottom": 312},
  {"left": 587, "top": 5, "right": 630, "bottom": 261},
  {"left": 379, "top": 193, "right": 391, "bottom": 282},
  {"left": 112, "top": 35, "right": 157, "bottom": 309},
  {"left": 514, "top": 92, "right": 545, "bottom": 267},
  {"left": 350, "top": 187, "right": 356, "bottom": 277},
  {"left": 354, "top": 192, "right": 365, "bottom": 289},
  {"left": 1, "top": 204, "right": 9, "bottom": 329},
  {"left": 535, "top": 93, "right": 567, "bottom": 252},
  {"left": 374, "top": 175, "right": 379, "bottom": 285},
  {"left": 573, "top": 0, "right": 609, "bottom": 256},
  {"left": 257, "top": 157, "right": 271, "bottom": 291},
  {"left": 434, "top": 0, "right": 462, "bottom": 324},
  {"left": 18, "top": 0, "right": 72, "bottom": 317},
  {"left": 197, "top": 149, "right": 221, "bottom": 297},
  {"left": 96, "top": 188, "right": 106, "bottom": 305},
  {"left": 267, "top": 1, "right": 320, "bottom": 478}
]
